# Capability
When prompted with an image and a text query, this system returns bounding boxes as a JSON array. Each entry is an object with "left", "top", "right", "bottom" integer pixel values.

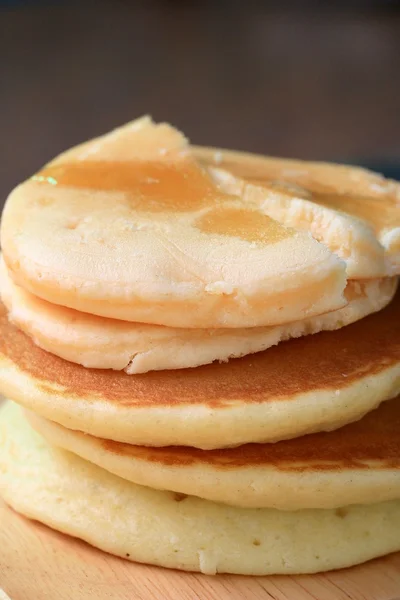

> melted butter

[
  {"left": 33, "top": 160, "right": 218, "bottom": 213},
  {"left": 196, "top": 207, "right": 292, "bottom": 245}
]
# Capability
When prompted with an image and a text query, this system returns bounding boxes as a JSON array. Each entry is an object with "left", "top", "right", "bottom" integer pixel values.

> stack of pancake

[{"left": 0, "top": 117, "right": 399, "bottom": 575}]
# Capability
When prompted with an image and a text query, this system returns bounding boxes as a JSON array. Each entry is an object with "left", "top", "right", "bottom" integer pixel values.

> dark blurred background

[{"left": 1, "top": 0, "right": 400, "bottom": 208}]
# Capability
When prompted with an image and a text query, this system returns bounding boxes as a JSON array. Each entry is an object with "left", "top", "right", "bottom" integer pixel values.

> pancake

[
  {"left": 0, "top": 117, "right": 346, "bottom": 329},
  {"left": 2, "top": 403, "right": 400, "bottom": 575},
  {"left": 196, "top": 146, "right": 400, "bottom": 276},
  {"left": 28, "top": 396, "right": 400, "bottom": 510},
  {"left": 1, "top": 259, "right": 396, "bottom": 373},
  {"left": 0, "top": 292, "right": 399, "bottom": 449},
  {"left": 209, "top": 166, "right": 386, "bottom": 279}
]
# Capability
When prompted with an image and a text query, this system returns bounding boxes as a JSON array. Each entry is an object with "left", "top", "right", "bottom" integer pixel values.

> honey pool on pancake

[{"left": 33, "top": 160, "right": 293, "bottom": 246}]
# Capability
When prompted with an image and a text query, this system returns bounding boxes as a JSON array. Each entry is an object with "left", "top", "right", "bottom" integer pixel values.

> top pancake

[
  {"left": 0, "top": 291, "right": 399, "bottom": 448},
  {"left": 196, "top": 146, "right": 400, "bottom": 277},
  {"left": 0, "top": 117, "right": 346, "bottom": 328}
]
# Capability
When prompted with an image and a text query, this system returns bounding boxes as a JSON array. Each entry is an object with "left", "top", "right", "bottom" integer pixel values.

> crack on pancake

[
  {"left": 0, "top": 292, "right": 399, "bottom": 408},
  {"left": 173, "top": 493, "right": 188, "bottom": 502},
  {"left": 336, "top": 508, "right": 349, "bottom": 518}
]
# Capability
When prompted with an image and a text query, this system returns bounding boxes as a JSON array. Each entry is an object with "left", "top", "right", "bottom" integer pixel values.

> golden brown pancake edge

[{"left": 0, "top": 292, "right": 399, "bottom": 408}]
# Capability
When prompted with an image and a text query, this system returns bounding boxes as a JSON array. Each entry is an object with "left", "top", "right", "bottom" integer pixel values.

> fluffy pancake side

[
  {"left": 1, "top": 259, "right": 396, "bottom": 373},
  {"left": 2, "top": 402, "right": 400, "bottom": 575},
  {"left": 27, "top": 396, "right": 400, "bottom": 510},
  {"left": 0, "top": 293, "right": 399, "bottom": 448}
]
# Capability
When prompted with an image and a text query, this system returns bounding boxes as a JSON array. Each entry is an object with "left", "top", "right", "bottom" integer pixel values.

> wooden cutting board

[{"left": 0, "top": 499, "right": 399, "bottom": 600}]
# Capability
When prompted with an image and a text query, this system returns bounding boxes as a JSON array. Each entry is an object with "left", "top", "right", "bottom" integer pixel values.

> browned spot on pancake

[
  {"left": 0, "top": 292, "right": 399, "bottom": 410},
  {"left": 336, "top": 508, "right": 349, "bottom": 518},
  {"left": 252, "top": 539, "right": 261, "bottom": 546},
  {"left": 99, "top": 394, "right": 400, "bottom": 472},
  {"left": 173, "top": 493, "right": 188, "bottom": 502}
]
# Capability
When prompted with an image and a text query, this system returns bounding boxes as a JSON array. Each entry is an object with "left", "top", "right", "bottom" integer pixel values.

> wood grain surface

[{"left": 0, "top": 498, "right": 399, "bottom": 599}]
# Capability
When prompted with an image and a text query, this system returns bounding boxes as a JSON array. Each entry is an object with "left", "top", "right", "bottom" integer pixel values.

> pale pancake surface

[
  {"left": 0, "top": 117, "right": 346, "bottom": 328},
  {"left": 29, "top": 396, "right": 400, "bottom": 510},
  {"left": 209, "top": 166, "right": 386, "bottom": 279},
  {"left": 2, "top": 402, "right": 400, "bottom": 575},
  {"left": 0, "top": 293, "right": 399, "bottom": 448},
  {"left": 196, "top": 146, "right": 400, "bottom": 276},
  {"left": 1, "top": 260, "right": 396, "bottom": 373}
]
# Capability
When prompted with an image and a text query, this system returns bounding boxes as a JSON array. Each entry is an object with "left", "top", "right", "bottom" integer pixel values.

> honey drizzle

[{"left": 32, "top": 159, "right": 293, "bottom": 245}]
